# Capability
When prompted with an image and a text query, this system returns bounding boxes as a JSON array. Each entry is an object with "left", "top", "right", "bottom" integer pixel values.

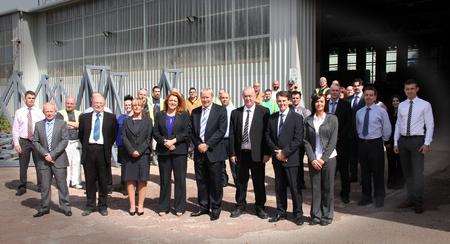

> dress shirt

[
  {"left": 89, "top": 111, "right": 104, "bottom": 144},
  {"left": 224, "top": 104, "right": 235, "bottom": 138},
  {"left": 200, "top": 104, "right": 212, "bottom": 142},
  {"left": 313, "top": 114, "right": 337, "bottom": 159},
  {"left": 356, "top": 104, "right": 391, "bottom": 141},
  {"left": 328, "top": 99, "right": 339, "bottom": 114},
  {"left": 12, "top": 106, "right": 45, "bottom": 146},
  {"left": 271, "top": 89, "right": 280, "bottom": 101},
  {"left": 277, "top": 108, "right": 290, "bottom": 136},
  {"left": 394, "top": 97, "right": 434, "bottom": 146},
  {"left": 293, "top": 105, "right": 311, "bottom": 119},
  {"left": 351, "top": 92, "right": 362, "bottom": 108},
  {"left": 241, "top": 104, "right": 255, "bottom": 150}
]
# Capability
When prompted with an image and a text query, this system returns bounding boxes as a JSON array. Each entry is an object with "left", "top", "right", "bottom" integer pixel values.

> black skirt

[{"left": 123, "top": 154, "right": 150, "bottom": 182}]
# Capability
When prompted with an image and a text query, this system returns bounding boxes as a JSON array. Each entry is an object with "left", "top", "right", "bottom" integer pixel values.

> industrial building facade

[{"left": 0, "top": 0, "right": 317, "bottom": 111}]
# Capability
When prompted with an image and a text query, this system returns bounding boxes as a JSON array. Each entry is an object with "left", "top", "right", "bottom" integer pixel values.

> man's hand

[
  {"left": 168, "top": 145, "right": 176, "bottom": 151},
  {"left": 393, "top": 146, "right": 399, "bottom": 154},
  {"left": 44, "top": 154, "right": 53, "bottom": 163},
  {"left": 263, "top": 155, "right": 270, "bottom": 163},
  {"left": 132, "top": 151, "right": 140, "bottom": 158},
  {"left": 230, "top": 156, "right": 237, "bottom": 164},
  {"left": 418, "top": 145, "right": 431, "bottom": 154},
  {"left": 317, "top": 158, "right": 325, "bottom": 167},
  {"left": 275, "top": 150, "right": 287, "bottom": 162},
  {"left": 14, "top": 145, "right": 22, "bottom": 154},
  {"left": 311, "top": 159, "right": 322, "bottom": 171},
  {"left": 198, "top": 143, "right": 208, "bottom": 153}
]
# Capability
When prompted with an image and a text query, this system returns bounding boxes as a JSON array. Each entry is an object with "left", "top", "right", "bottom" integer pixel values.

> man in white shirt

[
  {"left": 219, "top": 90, "right": 236, "bottom": 187},
  {"left": 12, "top": 91, "right": 45, "bottom": 196},
  {"left": 394, "top": 79, "right": 434, "bottom": 214}
]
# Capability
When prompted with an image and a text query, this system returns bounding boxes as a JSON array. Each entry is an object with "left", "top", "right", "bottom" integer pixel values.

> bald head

[
  {"left": 219, "top": 90, "right": 230, "bottom": 107},
  {"left": 330, "top": 84, "right": 340, "bottom": 100},
  {"left": 92, "top": 93, "right": 105, "bottom": 113}
]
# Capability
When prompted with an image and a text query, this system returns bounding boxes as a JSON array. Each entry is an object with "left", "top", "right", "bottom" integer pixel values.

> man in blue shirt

[
  {"left": 356, "top": 85, "right": 391, "bottom": 208},
  {"left": 116, "top": 95, "right": 133, "bottom": 195}
]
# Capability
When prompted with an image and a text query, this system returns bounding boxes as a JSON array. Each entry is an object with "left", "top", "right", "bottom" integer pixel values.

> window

[
  {"left": 407, "top": 46, "right": 419, "bottom": 67},
  {"left": 329, "top": 52, "right": 338, "bottom": 71},
  {"left": 386, "top": 47, "right": 397, "bottom": 73},
  {"left": 366, "top": 48, "right": 376, "bottom": 83},
  {"left": 347, "top": 50, "right": 356, "bottom": 70}
]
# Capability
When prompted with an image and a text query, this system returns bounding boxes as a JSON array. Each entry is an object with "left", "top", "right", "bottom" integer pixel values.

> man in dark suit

[
  {"left": 347, "top": 78, "right": 365, "bottom": 182},
  {"left": 32, "top": 103, "right": 71, "bottom": 217},
  {"left": 329, "top": 85, "right": 353, "bottom": 203},
  {"left": 266, "top": 91, "right": 304, "bottom": 225},
  {"left": 190, "top": 88, "right": 227, "bottom": 221},
  {"left": 79, "top": 93, "right": 117, "bottom": 216},
  {"left": 229, "top": 87, "right": 270, "bottom": 219}
]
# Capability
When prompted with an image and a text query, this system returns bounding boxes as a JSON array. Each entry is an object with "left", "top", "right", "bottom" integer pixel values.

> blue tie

[
  {"left": 353, "top": 95, "right": 359, "bottom": 108},
  {"left": 93, "top": 113, "right": 101, "bottom": 141},
  {"left": 362, "top": 107, "right": 371, "bottom": 137},
  {"left": 200, "top": 108, "right": 208, "bottom": 142}
]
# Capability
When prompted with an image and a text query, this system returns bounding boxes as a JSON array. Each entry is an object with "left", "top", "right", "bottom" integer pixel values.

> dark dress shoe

[
  {"left": 341, "top": 196, "right": 350, "bottom": 204},
  {"left": 64, "top": 211, "right": 72, "bottom": 217},
  {"left": 414, "top": 206, "right": 424, "bottom": 214},
  {"left": 230, "top": 208, "right": 243, "bottom": 218},
  {"left": 33, "top": 210, "right": 50, "bottom": 217},
  {"left": 16, "top": 188, "right": 26, "bottom": 196},
  {"left": 190, "top": 209, "right": 209, "bottom": 217},
  {"left": 81, "top": 209, "right": 94, "bottom": 216},
  {"left": 99, "top": 209, "right": 108, "bottom": 216},
  {"left": 375, "top": 199, "right": 384, "bottom": 208},
  {"left": 210, "top": 212, "right": 220, "bottom": 221},
  {"left": 294, "top": 216, "right": 304, "bottom": 226},
  {"left": 256, "top": 209, "right": 268, "bottom": 219},
  {"left": 128, "top": 210, "right": 136, "bottom": 216},
  {"left": 310, "top": 218, "right": 321, "bottom": 225},
  {"left": 320, "top": 219, "right": 331, "bottom": 226},
  {"left": 358, "top": 199, "right": 373, "bottom": 206},
  {"left": 397, "top": 201, "right": 414, "bottom": 209},
  {"left": 269, "top": 213, "right": 287, "bottom": 223}
]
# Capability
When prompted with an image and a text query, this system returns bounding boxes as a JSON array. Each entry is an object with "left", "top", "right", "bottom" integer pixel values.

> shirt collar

[
  {"left": 330, "top": 98, "right": 339, "bottom": 103},
  {"left": 280, "top": 108, "right": 290, "bottom": 116},
  {"left": 408, "top": 97, "right": 419, "bottom": 103},
  {"left": 202, "top": 104, "right": 212, "bottom": 111},
  {"left": 244, "top": 104, "right": 256, "bottom": 112}
]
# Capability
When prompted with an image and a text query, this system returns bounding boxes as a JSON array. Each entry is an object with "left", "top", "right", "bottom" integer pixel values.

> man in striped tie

[
  {"left": 229, "top": 87, "right": 270, "bottom": 219},
  {"left": 32, "top": 103, "right": 71, "bottom": 217}
]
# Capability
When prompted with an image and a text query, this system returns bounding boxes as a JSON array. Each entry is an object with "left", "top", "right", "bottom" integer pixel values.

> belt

[
  {"left": 359, "top": 137, "right": 382, "bottom": 143},
  {"left": 19, "top": 137, "right": 32, "bottom": 141},
  {"left": 401, "top": 135, "right": 424, "bottom": 138}
]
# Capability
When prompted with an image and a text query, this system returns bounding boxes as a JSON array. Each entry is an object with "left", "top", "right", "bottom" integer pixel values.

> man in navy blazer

[
  {"left": 190, "top": 88, "right": 227, "bottom": 221},
  {"left": 266, "top": 91, "right": 304, "bottom": 225}
]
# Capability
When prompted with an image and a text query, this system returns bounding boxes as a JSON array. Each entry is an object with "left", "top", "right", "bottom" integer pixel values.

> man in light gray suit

[{"left": 32, "top": 102, "right": 71, "bottom": 217}]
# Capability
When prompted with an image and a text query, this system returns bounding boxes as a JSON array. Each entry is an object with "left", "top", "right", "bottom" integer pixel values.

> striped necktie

[
  {"left": 200, "top": 107, "right": 208, "bottom": 141},
  {"left": 242, "top": 109, "right": 250, "bottom": 144},
  {"left": 406, "top": 100, "right": 413, "bottom": 136},
  {"left": 46, "top": 120, "right": 53, "bottom": 151}
]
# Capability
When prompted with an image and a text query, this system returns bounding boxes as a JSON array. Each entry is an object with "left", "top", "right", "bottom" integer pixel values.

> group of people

[{"left": 11, "top": 76, "right": 433, "bottom": 226}]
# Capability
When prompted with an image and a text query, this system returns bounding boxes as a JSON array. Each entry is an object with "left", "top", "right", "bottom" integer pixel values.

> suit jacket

[
  {"left": 348, "top": 94, "right": 365, "bottom": 112},
  {"left": 333, "top": 99, "right": 352, "bottom": 145},
  {"left": 229, "top": 105, "right": 270, "bottom": 162},
  {"left": 265, "top": 109, "right": 304, "bottom": 167},
  {"left": 33, "top": 119, "right": 69, "bottom": 169},
  {"left": 78, "top": 111, "right": 117, "bottom": 165},
  {"left": 303, "top": 114, "right": 338, "bottom": 163},
  {"left": 191, "top": 103, "right": 227, "bottom": 162},
  {"left": 122, "top": 116, "right": 153, "bottom": 159},
  {"left": 153, "top": 111, "right": 190, "bottom": 155}
]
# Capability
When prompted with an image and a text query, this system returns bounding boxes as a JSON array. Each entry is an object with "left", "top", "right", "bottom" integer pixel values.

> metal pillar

[
  {"left": 158, "top": 69, "right": 182, "bottom": 97},
  {"left": 76, "top": 65, "right": 109, "bottom": 110},
  {"left": 104, "top": 72, "right": 127, "bottom": 115},
  {"left": 0, "top": 71, "right": 26, "bottom": 124}
]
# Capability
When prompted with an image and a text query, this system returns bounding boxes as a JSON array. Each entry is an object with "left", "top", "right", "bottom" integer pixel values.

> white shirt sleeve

[{"left": 423, "top": 102, "right": 434, "bottom": 146}]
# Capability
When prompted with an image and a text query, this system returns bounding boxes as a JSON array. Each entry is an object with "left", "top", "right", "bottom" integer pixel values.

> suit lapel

[
  {"left": 236, "top": 107, "right": 243, "bottom": 139},
  {"left": 86, "top": 112, "right": 93, "bottom": 140},
  {"left": 39, "top": 122, "right": 49, "bottom": 150},
  {"left": 195, "top": 109, "right": 201, "bottom": 136},
  {"left": 49, "top": 120, "right": 58, "bottom": 149},
  {"left": 205, "top": 105, "right": 215, "bottom": 134}
]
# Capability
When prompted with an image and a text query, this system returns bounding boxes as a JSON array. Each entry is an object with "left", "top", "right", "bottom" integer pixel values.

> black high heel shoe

[
  {"left": 129, "top": 208, "right": 136, "bottom": 216},
  {"left": 137, "top": 211, "right": 144, "bottom": 216}
]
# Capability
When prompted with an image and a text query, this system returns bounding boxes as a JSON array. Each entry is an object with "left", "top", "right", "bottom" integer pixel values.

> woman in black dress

[
  {"left": 122, "top": 98, "right": 153, "bottom": 215},
  {"left": 386, "top": 95, "right": 404, "bottom": 189},
  {"left": 153, "top": 91, "right": 190, "bottom": 216}
]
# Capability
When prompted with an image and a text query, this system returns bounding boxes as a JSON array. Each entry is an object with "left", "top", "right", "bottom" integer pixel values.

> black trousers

[
  {"left": 358, "top": 138, "right": 385, "bottom": 201},
  {"left": 18, "top": 138, "right": 41, "bottom": 189},
  {"left": 386, "top": 145, "right": 404, "bottom": 187},
  {"left": 309, "top": 157, "right": 336, "bottom": 222},
  {"left": 222, "top": 138, "right": 237, "bottom": 186},
  {"left": 349, "top": 136, "right": 359, "bottom": 179},
  {"left": 235, "top": 150, "right": 266, "bottom": 209},
  {"left": 297, "top": 146, "right": 306, "bottom": 189},
  {"left": 84, "top": 144, "right": 109, "bottom": 210},
  {"left": 194, "top": 154, "right": 223, "bottom": 213},
  {"left": 398, "top": 136, "right": 425, "bottom": 207},
  {"left": 336, "top": 141, "right": 350, "bottom": 198},
  {"left": 158, "top": 154, "right": 187, "bottom": 213},
  {"left": 272, "top": 160, "right": 303, "bottom": 216}
]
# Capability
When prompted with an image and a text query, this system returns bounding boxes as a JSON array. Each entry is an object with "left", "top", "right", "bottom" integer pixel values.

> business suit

[
  {"left": 190, "top": 103, "right": 227, "bottom": 217},
  {"left": 32, "top": 119, "right": 70, "bottom": 214},
  {"left": 331, "top": 99, "right": 352, "bottom": 201},
  {"left": 79, "top": 111, "right": 117, "bottom": 211},
  {"left": 348, "top": 93, "right": 365, "bottom": 181},
  {"left": 265, "top": 109, "right": 304, "bottom": 217},
  {"left": 304, "top": 114, "right": 338, "bottom": 224},
  {"left": 229, "top": 105, "right": 269, "bottom": 213},
  {"left": 153, "top": 111, "right": 190, "bottom": 213}
]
